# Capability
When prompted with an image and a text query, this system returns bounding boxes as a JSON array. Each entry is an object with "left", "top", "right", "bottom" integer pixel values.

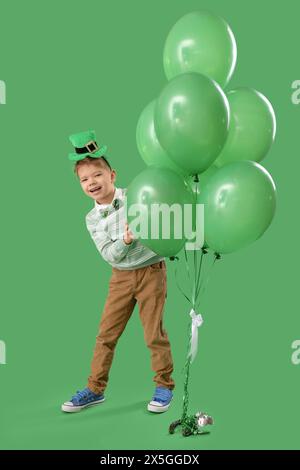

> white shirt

[{"left": 85, "top": 186, "right": 165, "bottom": 270}]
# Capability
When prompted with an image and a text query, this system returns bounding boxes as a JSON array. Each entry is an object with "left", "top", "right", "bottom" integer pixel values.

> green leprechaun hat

[{"left": 68, "top": 130, "right": 107, "bottom": 161}]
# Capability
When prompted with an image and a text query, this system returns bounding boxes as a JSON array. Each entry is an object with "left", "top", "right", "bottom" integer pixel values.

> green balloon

[
  {"left": 136, "top": 100, "right": 187, "bottom": 176},
  {"left": 198, "top": 161, "right": 276, "bottom": 254},
  {"left": 154, "top": 72, "right": 230, "bottom": 175},
  {"left": 163, "top": 11, "right": 237, "bottom": 88},
  {"left": 214, "top": 88, "right": 276, "bottom": 168},
  {"left": 126, "top": 166, "right": 194, "bottom": 257}
]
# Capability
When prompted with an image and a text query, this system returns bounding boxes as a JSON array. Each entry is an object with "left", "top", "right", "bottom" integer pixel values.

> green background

[{"left": 0, "top": 0, "right": 298, "bottom": 450}]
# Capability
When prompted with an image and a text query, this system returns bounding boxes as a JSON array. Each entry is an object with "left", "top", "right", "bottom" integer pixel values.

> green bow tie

[{"left": 100, "top": 198, "right": 121, "bottom": 218}]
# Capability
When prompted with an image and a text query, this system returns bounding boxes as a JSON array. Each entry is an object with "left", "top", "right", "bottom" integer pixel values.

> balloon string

[
  {"left": 173, "top": 250, "right": 204, "bottom": 371},
  {"left": 174, "top": 246, "right": 206, "bottom": 424},
  {"left": 176, "top": 250, "right": 221, "bottom": 429},
  {"left": 191, "top": 178, "right": 201, "bottom": 308},
  {"left": 172, "top": 176, "right": 216, "bottom": 430},
  {"left": 173, "top": 254, "right": 193, "bottom": 381},
  {"left": 173, "top": 257, "right": 192, "bottom": 305},
  {"left": 181, "top": 245, "right": 203, "bottom": 424},
  {"left": 195, "top": 253, "right": 221, "bottom": 311},
  {"left": 192, "top": 248, "right": 197, "bottom": 308},
  {"left": 183, "top": 244, "right": 192, "bottom": 287},
  {"left": 194, "top": 249, "right": 204, "bottom": 305},
  {"left": 173, "top": 247, "right": 205, "bottom": 311},
  {"left": 180, "top": 251, "right": 219, "bottom": 428}
]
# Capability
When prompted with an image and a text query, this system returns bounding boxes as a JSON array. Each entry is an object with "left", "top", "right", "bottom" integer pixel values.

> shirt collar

[{"left": 94, "top": 187, "right": 124, "bottom": 215}]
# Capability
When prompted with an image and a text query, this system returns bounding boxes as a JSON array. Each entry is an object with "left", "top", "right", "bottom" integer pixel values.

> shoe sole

[
  {"left": 147, "top": 400, "right": 172, "bottom": 413},
  {"left": 61, "top": 397, "right": 105, "bottom": 413}
]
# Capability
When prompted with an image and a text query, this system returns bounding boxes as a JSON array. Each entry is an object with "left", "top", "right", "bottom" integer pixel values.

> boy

[{"left": 61, "top": 130, "right": 175, "bottom": 413}]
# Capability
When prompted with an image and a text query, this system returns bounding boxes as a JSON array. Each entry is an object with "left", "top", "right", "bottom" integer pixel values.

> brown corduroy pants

[{"left": 87, "top": 260, "right": 175, "bottom": 394}]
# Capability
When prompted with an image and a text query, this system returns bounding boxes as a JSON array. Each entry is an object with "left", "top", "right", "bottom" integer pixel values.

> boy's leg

[
  {"left": 135, "top": 261, "right": 175, "bottom": 391},
  {"left": 87, "top": 268, "right": 137, "bottom": 394}
]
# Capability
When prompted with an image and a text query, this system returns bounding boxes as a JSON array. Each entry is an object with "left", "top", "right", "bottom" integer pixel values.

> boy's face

[{"left": 77, "top": 162, "right": 116, "bottom": 204}]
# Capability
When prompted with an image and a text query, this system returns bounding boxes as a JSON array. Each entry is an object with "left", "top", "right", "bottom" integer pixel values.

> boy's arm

[{"left": 86, "top": 217, "right": 131, "bottom": 264}]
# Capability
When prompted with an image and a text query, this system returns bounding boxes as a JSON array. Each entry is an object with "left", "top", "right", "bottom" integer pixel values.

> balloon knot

[
  {"left": 215, "top": 253, "right": 221, "bottom": 260},
  {"left": 169, "top": 256, "right": 179, "bottom": 261},
  {"left": 202, "top": 247, "right": 208, "bottom": 254},
  {"left": 193, "top": 174, "right": 199, "bottom": 183}
]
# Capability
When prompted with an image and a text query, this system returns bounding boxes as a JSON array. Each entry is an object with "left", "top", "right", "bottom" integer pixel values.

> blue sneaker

[
  {"left": 61, "top": 387, "right": 105, "bottom": 413},
  {"left": 147, "top": 386, "right": 173, "bottom": 413}
]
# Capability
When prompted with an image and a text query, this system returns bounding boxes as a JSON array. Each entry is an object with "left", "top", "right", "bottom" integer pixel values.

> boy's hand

[{"left": 123, "top": 222, "right": 134, "bottom": 245}]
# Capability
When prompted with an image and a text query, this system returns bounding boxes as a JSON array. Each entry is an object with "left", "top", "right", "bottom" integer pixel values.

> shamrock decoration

[{"left": 113, "top": 198, "right": 120, "bottom": 210}]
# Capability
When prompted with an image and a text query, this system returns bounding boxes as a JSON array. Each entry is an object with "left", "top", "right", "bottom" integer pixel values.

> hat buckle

[{"left": 85, "top": 140, "right": 99, "bottom": 154}]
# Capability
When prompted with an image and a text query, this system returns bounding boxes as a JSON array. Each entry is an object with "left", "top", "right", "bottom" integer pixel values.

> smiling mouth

[{"left": 90, "top": 186, "right": 102, "bottom": 194}]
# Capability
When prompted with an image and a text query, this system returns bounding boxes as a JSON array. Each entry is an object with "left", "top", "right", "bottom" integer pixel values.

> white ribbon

[{"left": 188, "top": 308, "right": 204, "bottom": 363}]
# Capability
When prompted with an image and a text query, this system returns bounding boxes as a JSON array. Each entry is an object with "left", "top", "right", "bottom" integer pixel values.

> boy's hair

[{"left": 74, "top": 156, "right": 112, "bottom": 176}]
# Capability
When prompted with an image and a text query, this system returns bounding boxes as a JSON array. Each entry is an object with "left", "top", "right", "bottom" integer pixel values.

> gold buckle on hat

[{"left": 85, "top": 140, "right": 99, "bottom": 153}]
